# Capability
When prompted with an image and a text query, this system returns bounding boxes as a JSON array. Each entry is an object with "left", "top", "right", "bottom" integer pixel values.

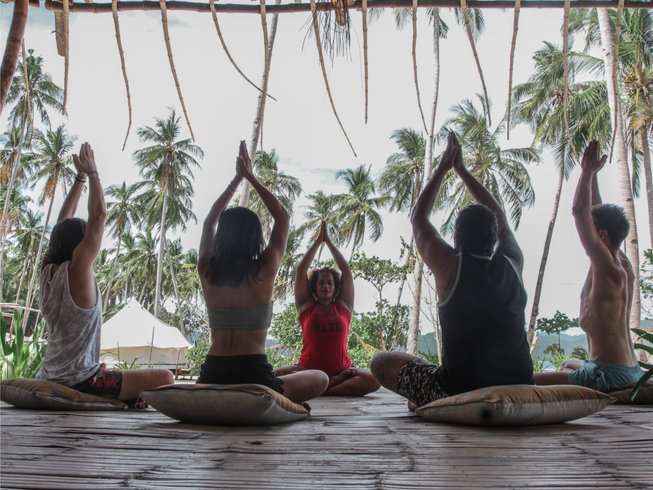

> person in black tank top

[{"left": 370, "top": 132, "right": 533, "bottom": 408}]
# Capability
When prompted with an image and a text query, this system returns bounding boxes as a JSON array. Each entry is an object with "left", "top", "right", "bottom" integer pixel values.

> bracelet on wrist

[{"left": 75, "top": 176, "right": 87, "bottom": 183}]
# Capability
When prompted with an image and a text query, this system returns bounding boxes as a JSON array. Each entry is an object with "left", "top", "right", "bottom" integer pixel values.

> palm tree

[
  {"left": 1, "top": 51, "right": 62, "bottom": 301},
  {"left": 619, "top": 9, "right": 653, "bottom": 248},
  {"left": 2, "top": 50, "right": 63, "bottom": 260},
  {"left": 22, "top": 125, "right": 76, "bottom": 326},
  {"left": 103, "top": 181, "right": 140, "bottom": 308},
  {"left": 12, "top": 206, "right": 42, "bottom": 295},
  {"left": 274, "top": 226, "right": 306, "bottom": 301},
  {"left": 335, "top": 165, "right": 387, "bottom": 258},
  {"left": 438, "top": 96, "right": 539, "bottom": 234},
  {"left": 132, "top": 109, "right": 203, "bottom": 317},
  {"left": 300, "top": 191, "right": 342, "bottom": 243},
  {"left": 570, "top": 8, "right": 643, "bottom": 330},
  {"left": 379, "top": 128, "right": 431, "bottom": 355},
  {"left": 513, "top": 42, "right": 609, "bottom": 347},
  {"left": 247, "top": 149, "right": 302, "bottom": 236},
  {"left": 122, "top": 230, "right": 159, "bottom": 311}
]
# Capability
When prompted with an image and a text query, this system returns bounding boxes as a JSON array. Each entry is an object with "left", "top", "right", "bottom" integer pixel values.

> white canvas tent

[{"left": 100, "top": 299, "right": 192, "bottom": 370}]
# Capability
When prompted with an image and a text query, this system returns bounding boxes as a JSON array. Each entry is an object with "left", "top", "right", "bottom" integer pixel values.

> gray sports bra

[{"left": 207, "top": 302, "right": 273, "bottom": 330}]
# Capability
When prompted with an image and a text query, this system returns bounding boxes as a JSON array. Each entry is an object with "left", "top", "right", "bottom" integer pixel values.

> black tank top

[{"left": 437, "top": 252, "right": 534, "bottom": 394}]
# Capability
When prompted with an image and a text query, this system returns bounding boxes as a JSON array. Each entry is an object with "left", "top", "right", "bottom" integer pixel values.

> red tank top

[{"left": 297, "top": 302, "right": 352, "bottom": 376}]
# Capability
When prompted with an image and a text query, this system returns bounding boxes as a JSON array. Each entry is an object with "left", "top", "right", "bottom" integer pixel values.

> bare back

[
  {"left": 579, "top": 252, "right": 637, "bottom": 366},
  {"left": 200, "top": 262, "right": 275, "bottom": 357}
]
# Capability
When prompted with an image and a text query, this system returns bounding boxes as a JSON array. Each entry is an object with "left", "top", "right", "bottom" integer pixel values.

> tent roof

[{"left": 101, "top": 299, "right": 192, "bottom": 350}]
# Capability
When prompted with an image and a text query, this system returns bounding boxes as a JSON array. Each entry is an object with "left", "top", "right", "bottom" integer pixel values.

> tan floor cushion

[
  {"left": 415, "top": 384, "right": 614, "bottom": 426},
  {"left": 0, "top": 378, "right": 126, "bottom": 410},
  {"left": 141, "top": 383, "right": 310, "bottom": 425}
]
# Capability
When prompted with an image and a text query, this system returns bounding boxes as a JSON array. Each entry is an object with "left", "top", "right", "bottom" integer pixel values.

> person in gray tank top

[
  {"left": 37, "top": 142, "right": 173, "bottom": 404},
  {"left": 370, "top": 132, "right": 533, "bottom": 408}
]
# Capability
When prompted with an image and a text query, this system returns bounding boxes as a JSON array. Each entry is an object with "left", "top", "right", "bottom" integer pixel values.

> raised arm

[
  {"left": 323, "top": 225, "right": 354, "bottom": 312},
  {"left": 572, "top": 141, "right": 616, "bottom": 274},
  {"left": 56, "top": 154, "right": 88, "bottom": 223},
  {"left": 240, "top": 141, "right": 289, "bottom": 274},
  {"left": 452, "top": 133, "right": 523, "bottom": 268},
  {"left": 197, "top": 156, "right": 242, "bottom": 277},
  {"left": 295, "top": 222, "right": 324, "bottom": 312},
  {"left": 69, "top": 143, "right": 105, "bottom": 272},
  {"left": 410, "top": 131, "right": 457, "bottom": 285}
]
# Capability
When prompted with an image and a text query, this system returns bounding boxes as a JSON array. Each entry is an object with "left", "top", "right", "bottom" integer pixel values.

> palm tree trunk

[
  {"left": 103, "top": 233, "right": 122, "bottom": 310},
  {"left": 599, "top": 8, "right": 641, "bottom": 331},
  {"left": 240, "top": 0, "right": 281, "bottom": 206},
  {"left": 639, "top": 128, "right": 653, "bottom": 248},
  {"left": 395, "top": 237, "right": 414, "bottom": 308},
  {"left": 0, "top": 120, "right": 27, "bottom": 301},
  {"left": 167, "top": 252, "right": 180, "bottom": 309},
  {"left": 22, "top": 189, "right": 56, "bottom": 330},
  {"left": 15, "top": 233, "right": 34, "bottom": 303},
  {"left": 0, "top": 0, "right": 28, "bottom": 112},
  {"left": 527, "top": 164, "right": 565, "bottom": 348},
  {"left": 154, "top": 192, "right": 168, "bottom": 318},
  {"left": 407, "top": 259, "right": 425, "bottom": 355},
  {"left": 407, "top": 8, "right": 442, "bottom": 357}
]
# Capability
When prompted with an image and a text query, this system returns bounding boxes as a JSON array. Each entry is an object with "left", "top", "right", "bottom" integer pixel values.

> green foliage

[
  {"left": 629, "top": 328, "right": 653, "bottom": 402},
  {"left": 348, "top": 346, "right": 374, "bottom": 369},
  {"left": 269, "top": 303, "right": 303, "bottom": 357},
  {"left": 350, "top": 252, "right": 410, "bottom": 298},
  {"left": 186, "top": 333, "right": 210, "bottom": 377},
  {"left": 543, "top": 344, "right": 569, "bottom": 369},
  {"left": 537, "top": 310, "right": 579, "bottom": 350},
  {"left": 350, "top": 301, "right": 409, "bottom": 352},
  {"left": 571, "top": 347, "right": 589, "bottom": 361},
  {"left": 161, "top": 302, "right": 207, "bottom": 342},
  {"left": 0, "top": 310, "right": 47, "bottom": 380},
  {"left": 114, "top": 359, "right": 141, "bottom": 371},
  {"left": 531, "top": 357, "right": 547, "bottom": 372},
  {"left": 419, "top": 348, "right": 439, "bottom": 365},
  {"left": 265, "top": 347, "right": 296, "bottom": 370}
]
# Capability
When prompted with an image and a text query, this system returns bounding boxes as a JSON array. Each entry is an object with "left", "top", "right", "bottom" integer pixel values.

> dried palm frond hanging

[
  {"left": 158, "top": 0, "right": 195, "bottom": 140},
  {"left": 459, "top": 0, "right": 491, "bottom": 127},
  {"left": 412, "top": 0, "right": 428, "bottom": 133},
  {"left": 609, "top": 0, "right": 625, "bottom": 160},
  {"left": 208, "top": 0, "right": 275, "bottom": 101},
  {"left": 310, "top": 0, "right": 353, "bottom": 60},
  {"left": 310, "top": 0, "right": 357, "bottom": 156},
  {"left": 62, "top": 0, "right": 70, "bottom": 114},
  {"left": 111, "top": 0, "right": 133, "bottom": 150},
  {"left": 505, "top": 0, "right": 520, "bottom": 139},
  {"left": 561, "top": 0, "right": 571, "bottom": 148},
  {"left": 362, "top": 0, "right": 369, "bottom": 123}
]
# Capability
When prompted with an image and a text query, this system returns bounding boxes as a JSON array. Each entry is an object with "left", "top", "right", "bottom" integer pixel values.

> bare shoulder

[{"left": 432, "top": 253, "right": 460, "bottom": 303}]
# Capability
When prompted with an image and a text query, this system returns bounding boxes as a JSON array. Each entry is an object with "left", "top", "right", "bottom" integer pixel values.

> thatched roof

[{"left": 1, "top": 0, "right": 651, "bottom": 153}]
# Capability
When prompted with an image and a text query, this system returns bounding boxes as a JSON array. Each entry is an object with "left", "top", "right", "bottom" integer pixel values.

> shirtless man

[
  {"left": 534, "top": 140, "right": 641, "bottom": 392},
  {"left": 37, "top": 143, "right": 174, "bottom": 404},
  {"left": 371, "top": 132, "right": 534, "bottom": 407}
]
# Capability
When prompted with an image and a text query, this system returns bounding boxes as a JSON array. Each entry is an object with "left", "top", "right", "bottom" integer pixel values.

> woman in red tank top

[{"left": 275, "top": 222, "right": 380, "bottom": 396}]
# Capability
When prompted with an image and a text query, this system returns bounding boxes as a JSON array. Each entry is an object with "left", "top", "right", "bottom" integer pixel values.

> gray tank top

[{"left": 37, "top": 261, "right": 103, "bottom": 386}]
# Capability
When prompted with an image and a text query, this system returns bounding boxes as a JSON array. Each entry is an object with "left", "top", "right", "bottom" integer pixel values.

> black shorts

[
  {"left": 397, "top": 358, "right": 449, "bottom": 407},
  {"left": 72, "top": 363, "right": 123, "bottom": 398},
  {"left": 196, "top": 354, "right": 285, "bottom": 394}
]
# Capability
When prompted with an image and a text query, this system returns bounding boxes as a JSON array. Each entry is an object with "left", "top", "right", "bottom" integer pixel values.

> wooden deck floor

[{"left": 1, "top": 388, "right": 652, "bottom": 489}]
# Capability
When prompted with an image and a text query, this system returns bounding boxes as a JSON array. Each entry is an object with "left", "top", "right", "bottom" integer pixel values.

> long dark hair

[
  {"left": 42, "top": 218, "right": 87, "bottom": 268},
  {"left": 205, "top": 207, "right": 265, "bottom": 287}
]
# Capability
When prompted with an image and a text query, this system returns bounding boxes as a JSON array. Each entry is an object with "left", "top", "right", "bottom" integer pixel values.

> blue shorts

[{"left": 568, "top": 360, "right": 643, "bottom": 392}]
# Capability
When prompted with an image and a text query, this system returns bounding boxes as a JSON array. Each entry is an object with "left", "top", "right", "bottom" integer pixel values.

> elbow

[
  {"left": 571, "top": 204, "right": 588, "bottom": 218},
  {"left": 93, "top": 206, "right": 107, "bottom": 223}
]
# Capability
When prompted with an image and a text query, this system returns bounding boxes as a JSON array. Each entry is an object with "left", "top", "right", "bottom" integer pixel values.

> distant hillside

[{"left": 417, "top": 332, "right": 588, "bottom": 360}]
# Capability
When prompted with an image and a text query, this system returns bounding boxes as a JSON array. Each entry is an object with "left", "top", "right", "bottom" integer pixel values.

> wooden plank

[{"left": 1, "top": 390, "right": 652, "bottom": 489}]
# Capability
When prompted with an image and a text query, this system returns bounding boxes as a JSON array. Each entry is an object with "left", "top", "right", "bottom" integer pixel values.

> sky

[{"left": 1, "top": 2, "right": 651, "bottom": 333}]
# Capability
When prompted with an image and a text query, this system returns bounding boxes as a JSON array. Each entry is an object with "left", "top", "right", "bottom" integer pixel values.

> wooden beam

[{"left": 9, "top": 0, "right": 653, "bottom": 14}]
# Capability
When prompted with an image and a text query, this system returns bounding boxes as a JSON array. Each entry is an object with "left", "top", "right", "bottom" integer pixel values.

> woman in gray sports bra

[{"left": 195, "top": 141, "right": 328, "bottom": 403}]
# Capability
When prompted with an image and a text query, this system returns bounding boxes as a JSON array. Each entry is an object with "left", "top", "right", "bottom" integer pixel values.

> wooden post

[{"left": 0, "top": 0, "right": 28, "bottom": 114}]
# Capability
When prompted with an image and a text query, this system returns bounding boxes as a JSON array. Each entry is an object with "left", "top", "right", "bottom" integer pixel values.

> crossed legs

[{"left": 274, "top": 365, "right": 380, "bottom": 397}]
